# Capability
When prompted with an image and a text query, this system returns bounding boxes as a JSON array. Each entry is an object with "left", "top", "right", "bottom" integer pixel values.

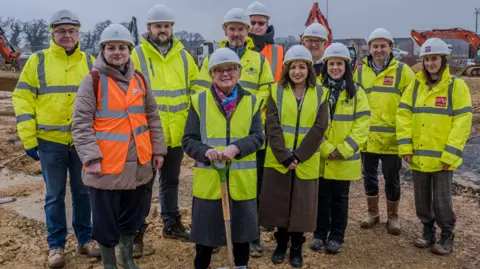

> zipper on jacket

[{"left": 149, "top": 58, "right": 155, "bottom": 76}]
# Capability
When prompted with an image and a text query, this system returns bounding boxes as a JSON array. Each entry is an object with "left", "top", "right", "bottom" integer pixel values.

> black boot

[
  {"left": 271, "top": 230, "right": 289, "bottom": 264},
  {"left": 162, "top": 215, "right": 190, "bottom": 241},
  {"left": 431, "top": 232, "right": 454, "bottom": 255},
  {"left": 414, "top": 224, "right": 436, "bottom": 248},
  {"left": 133, "top": 223, "right": 148, "bottom": 258},
  {"left": 289, "top": 234, "right": 305, "bottom": 268}
]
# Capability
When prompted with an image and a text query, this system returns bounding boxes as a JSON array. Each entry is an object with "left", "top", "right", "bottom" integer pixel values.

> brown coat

[
  {"left": 259, "top": 92, "right": 329, "bottom": 232},
  {"left": 72, "top": 53, "right": 167, "bottom": 190}
]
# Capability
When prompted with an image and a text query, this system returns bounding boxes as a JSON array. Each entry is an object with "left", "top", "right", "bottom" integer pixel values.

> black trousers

[
  {"left": 90, "top": 184, "right": 146, "bottom": 247},
  {"left": 194, "top": 243, "right": 250, "bottom": 269},
  {"left": 139, "top": 146, "right": 184, "bottom": 227},
  {"left": 275, "top": 228, "right": 304, "bottom": 245},
  {"left": 362, "top": 152, "right": 401, "bottom": 201},
  {"left": 314, "top": 179, "right": 351, "bottom": 243}
]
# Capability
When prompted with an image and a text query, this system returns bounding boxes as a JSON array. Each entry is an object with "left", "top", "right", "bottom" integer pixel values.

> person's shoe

[
  {"left": 47, "top": 248, "right": 65, "bottom": 269},
  {"left": 309, "top": 238, "right": 326, "bottom": 251},
  {"left": 78, "top": 240, "right": 101, "bottom": 257},
  {"left": 99, "top": 244, "right": 118, "bottom": 269},
  {"left": 249, "top": 240, "right": 264, "bottom": 258},
  {"left": 386, "top": 200, "right": 401, "bottom": 235},
  {"left": 431, "top": 232, "right": 454, "bottom": 255},
  {"left": 162, "top": 216, "right": 190, "bottom": 241},
  {"left": 414, "top": 225, "right": 436, "bottom": 248},
  {"left": 118, "top": 235, "right": 141, "bottom": 269},
  {"left": 361, "top": 195, "right": 380, "bottom": 229},
  {"left": 212, "top": 247, "right": 220, "bottom": 254},
  {"left": 326, "top": 240, "right": 342, "bottom": 254},
  {"left": 289, "top": 236, "right": 305, "bottom": 268},
  {"left": 133, "top": 224, "right": 148, "bottom": 258},
  {"left": 271, "top": 231, "right": 289, "bottom": 264}
]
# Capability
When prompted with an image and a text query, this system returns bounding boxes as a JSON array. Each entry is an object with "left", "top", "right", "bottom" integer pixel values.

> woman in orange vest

[{"left": 72, "top": 24, "right": 167, "bottom": 269}]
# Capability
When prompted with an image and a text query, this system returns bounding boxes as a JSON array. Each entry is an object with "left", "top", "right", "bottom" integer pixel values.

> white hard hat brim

[{"left": 322, "top": 56, "right": 351, "bottom": 63}]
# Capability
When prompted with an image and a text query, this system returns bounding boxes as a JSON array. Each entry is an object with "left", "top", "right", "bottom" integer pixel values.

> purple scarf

[{"left": 214, "top": 84, "right": 238, "bottom": 119}]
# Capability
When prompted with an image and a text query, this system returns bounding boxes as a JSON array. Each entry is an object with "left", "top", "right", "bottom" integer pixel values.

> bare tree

[
  {"left": 23, "top": 19, "right": 49, "bottom": 50},
  {"left": 8, "top": 19, "right": 23, "bottom": 47},
  {"left": 93, "top": 20, "right": 112, "bottom": 45},
  {"left": 174, "top": 31, "right": 206, "bottom": 49},
  {"left": 80, "top": 30, "right": 96, "bottom": 51}
]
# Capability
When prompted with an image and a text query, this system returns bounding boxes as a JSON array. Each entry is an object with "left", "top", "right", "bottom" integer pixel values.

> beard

[{"left": 150, "top": 32, "right": 173, "bottom": 46}]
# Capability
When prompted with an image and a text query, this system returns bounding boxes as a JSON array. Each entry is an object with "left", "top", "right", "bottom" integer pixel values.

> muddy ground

[{"left": 0, "top": 70, "right": 479, "bottom": 268}]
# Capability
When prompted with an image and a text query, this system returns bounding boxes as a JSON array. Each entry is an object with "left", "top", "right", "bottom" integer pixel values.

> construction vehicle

[
  {"left": 126, "top": 17, "right": 140, "bottom": 46},
  {"left": 0, "top": 26, "right": 20, "bottom": 72},
  {"left": 411, "top": 28, "right": 480, "bottom": 76},
  {"left": 305, "top": 2, "right": 358, "bottom": 71}
]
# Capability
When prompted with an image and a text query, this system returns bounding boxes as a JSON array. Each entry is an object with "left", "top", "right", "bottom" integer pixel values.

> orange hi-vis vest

[
  {"left": 90, "top": 71, "right": 152, "bottom": 174},
  {"left": 261, "top": 44, "right": 284, "bottom": 83}
]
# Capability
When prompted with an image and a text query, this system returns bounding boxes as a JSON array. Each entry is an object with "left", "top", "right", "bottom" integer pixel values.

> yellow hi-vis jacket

[
  {"left": 12, "top": 40, "right": 94, "bottom": 149},
  {"left": 190, "top": 89, "right": 261, "bottom": 200},
  {"left": 264, "top": 84, "right": 328, "bottom": 180},
  {"left": 354, "top": 57, "right": 415, "bottom": 154},
  {"left": 396, "top": 66, "right": 472, "bottom": 172},
  {"left": 131, "top": 36, "right": 200, "bottom": 148},
  {"left": 320, "top": 86, "right": 371, "bottom": 180}
]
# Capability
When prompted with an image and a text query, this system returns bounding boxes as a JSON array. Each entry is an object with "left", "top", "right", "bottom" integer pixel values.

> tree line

[{"left": 0, "top": 17, "right": 206, "bottom": 53}]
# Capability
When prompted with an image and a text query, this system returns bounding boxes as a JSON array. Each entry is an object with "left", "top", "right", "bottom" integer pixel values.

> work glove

[{"left": 25, "top": 147, "right": 40, "bottom": 161}]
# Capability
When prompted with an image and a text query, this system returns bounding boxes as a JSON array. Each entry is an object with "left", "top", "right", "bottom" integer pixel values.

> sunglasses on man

[{"left": 250, "top": 21, "right": 267, "bottom": 26}]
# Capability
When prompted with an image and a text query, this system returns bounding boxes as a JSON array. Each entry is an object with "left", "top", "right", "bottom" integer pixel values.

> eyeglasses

[
  {"left": 214, "top": 67, "right": 237, "bottom": 75},
  {"left": 54, "top": 29, "right": 79, "bottom": 35},
  {"left": 250, "top": 21, "right": 267, "bottom": 26},
  {"left": 305, "top": 39, "right": 323, "bottom": 45}
]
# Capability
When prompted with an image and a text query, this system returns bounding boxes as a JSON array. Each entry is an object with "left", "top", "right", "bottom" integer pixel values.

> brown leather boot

[
  {"left": 387, "top": 200, "right": 401, "bottom": 235},
  {"left": 361, "top": 195, "right": 380, "bottom": 229}
]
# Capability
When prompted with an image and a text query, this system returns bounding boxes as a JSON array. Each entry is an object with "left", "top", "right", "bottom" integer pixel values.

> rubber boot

[
  {"left": 271, "top": 230, "right": 289, "bottom": 264},
  {"left": 386, "top": 200, "right": 401, "bottom": 235},
  {"left": 118, "top": 235, "right": 141, "bottom": 269},
  {"left": 360, "top": 195, "right": 380, "bottom": 229},
  {"left": 415, "top": 224, "right": 436, "bottom": 248},
  {"left": 99, "top": 244, "right": 118, "bottom": 269},
  {"left": 290, "top": 234, "right": 305, "bottom": 268},
  {"left": 133, "top": 224, "right": 148, "bottom": 258}
]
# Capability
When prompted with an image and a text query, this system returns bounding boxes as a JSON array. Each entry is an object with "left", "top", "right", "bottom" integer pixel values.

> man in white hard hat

[
  {"left": 301, "top": 23, "right": 329, "bottom": 76},
  {"left": 131, "top": 4, "right": 200, "bottom": 255},
  {"left": 193, "top": 7, "right": 274, "bottom": 256},
  {"left": 246, "top": 1, "right": 283, "bottom": 257},
  {"left": 354, "top": 28, "right": 415, "bottom": 236},
  {"left": 12, "top": 9, "right": 98, "bottom": 269},
  {"left": 247, "top": 1, "right": 284, "bottom": 83}
]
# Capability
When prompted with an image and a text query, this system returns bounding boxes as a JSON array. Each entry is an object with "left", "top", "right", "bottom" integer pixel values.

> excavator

[
  {"left": 305, "top": 2, "right": 358, "bottom": 71},
  {"left": 411, "top": 28, "right": 480, "bottom": 77},
  {"left": 0, "top": 26, "right": 20, "bottom": 72}
]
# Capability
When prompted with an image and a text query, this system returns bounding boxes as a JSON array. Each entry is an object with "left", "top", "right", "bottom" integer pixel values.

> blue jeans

[{"left": 38, "top": 138, "right": 92, "bottom": 250}]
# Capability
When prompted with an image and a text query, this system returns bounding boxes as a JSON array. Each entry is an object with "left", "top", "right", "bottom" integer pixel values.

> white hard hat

[
  {"left": 208, "top": 48, "right": 242, "bottom": 73},
  {"left": 147, "top": 4, "right": 175, "bottom": 25},
  {"left": 223, "top": 8, "right": 250, "bottom": 29},
  {"left": 246, "top": 2, "right": 270, "bottom": 19},
  {"left": 368, "top": 28, "right": 394, "bottom": 45},
  {"left": 419, "top": 38, "right": 451, "bottom": 57},
  {"left": 283, "top": 45, "right": 313, "bottom": 65},
  {"left": 100, "top": 24, "right": 134, "bottom": 48},
  {"left": 321, "top": 43, "right": 352, "bottom": 62},
  {"left": 303, "top": 23, "right": 328, "bottom": 41},
  {"left": 49, "top": 9, "right": 81, "bottom": 28}
]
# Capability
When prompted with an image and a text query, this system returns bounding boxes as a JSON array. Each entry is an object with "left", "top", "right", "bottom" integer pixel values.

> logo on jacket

[
  {"left": 246, "top": 67, "right": 258, "bottom": 76},
  {"left": 133, "top": 88, "right": 139, "bottom": 95},
  {"left": 383, "top": 76, "right": 394, "bottom": 86},
  {"left": 435, "top": 96, "right": 447, "bottom": 107}
]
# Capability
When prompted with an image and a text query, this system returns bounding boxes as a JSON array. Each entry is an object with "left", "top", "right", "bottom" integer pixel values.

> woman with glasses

[{"left": 182, "top": 48, "right": 264, "bottom": 269}]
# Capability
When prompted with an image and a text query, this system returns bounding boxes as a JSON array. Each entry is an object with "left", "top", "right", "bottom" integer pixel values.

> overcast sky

[{"left": 2, "top": 0, "right": 479, "bottom": 41}]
